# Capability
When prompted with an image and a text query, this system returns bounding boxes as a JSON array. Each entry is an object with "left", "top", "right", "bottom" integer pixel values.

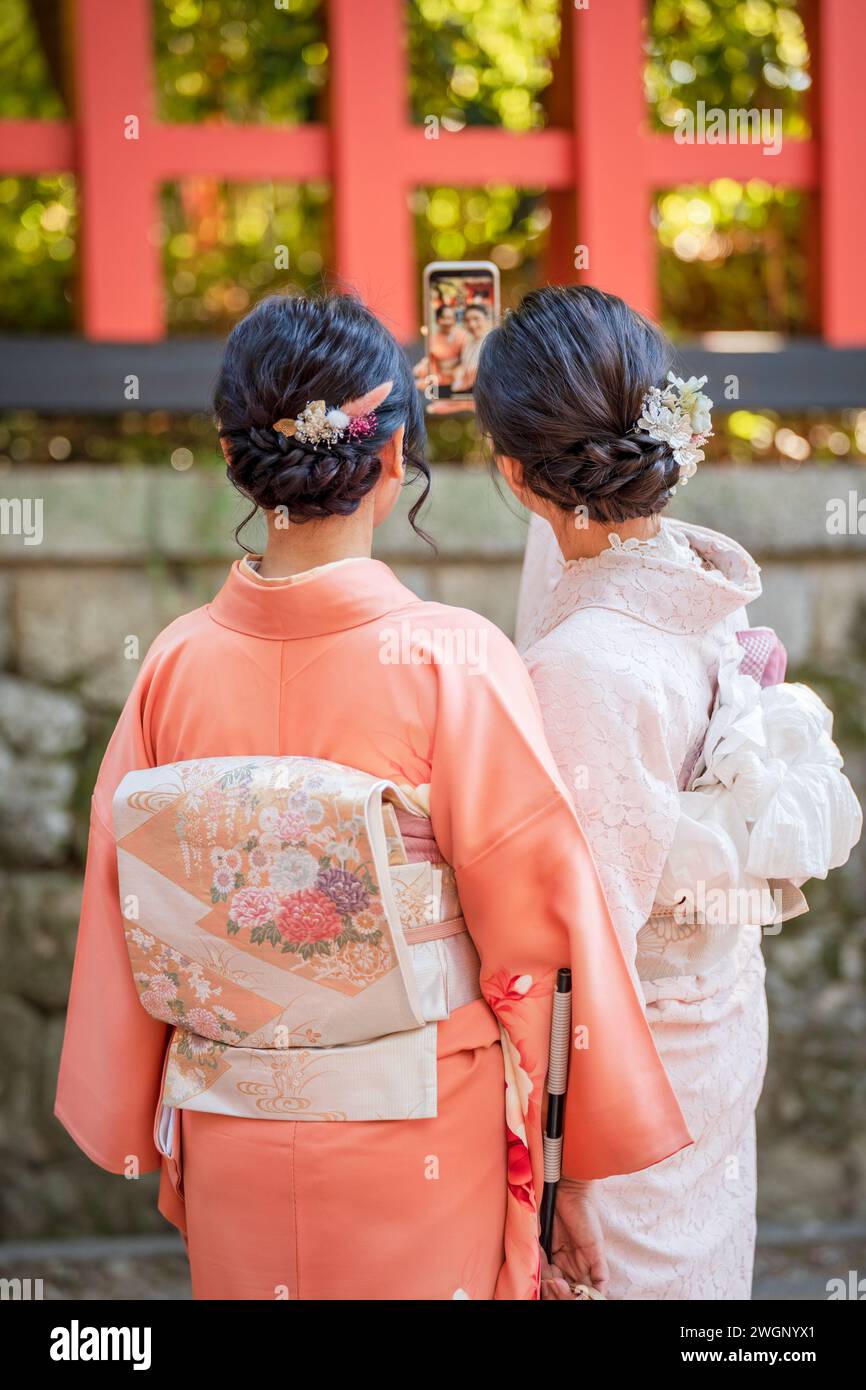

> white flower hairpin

[
  {"left": 634, "top": 372, "right": 713, "bottom": 483},
  {"left": 272, "top": 379, "right": 394, "bottom": 449}
]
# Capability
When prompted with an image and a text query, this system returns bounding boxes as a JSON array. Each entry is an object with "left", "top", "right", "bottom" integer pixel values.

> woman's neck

[
  {"left": 551, "top": 511, "right": 662, "bottom": 564},
  {"left": 256, "top": 506, "right": 374, "bottom": 579}
]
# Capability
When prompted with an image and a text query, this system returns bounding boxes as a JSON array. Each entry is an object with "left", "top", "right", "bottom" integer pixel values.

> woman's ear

[
  {"left": 379, "top": 425, "right": 406, "bottom": 481},
  {"left": 219, "top": 435, "right": 233, "bottom": 466},
  {"left": 496, "top": 453, "right": 526, "bottom": 496}
]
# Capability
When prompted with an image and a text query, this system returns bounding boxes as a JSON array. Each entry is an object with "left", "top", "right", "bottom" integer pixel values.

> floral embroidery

[
  {"left": 316, "top": 866, "right": 370, "bottom": 915},
  {"left": 122, "top": 759, "right": 402, "bottom": 1011},
  {"left": 129, "top": 931, "right": 244, "bottom": 1054}
]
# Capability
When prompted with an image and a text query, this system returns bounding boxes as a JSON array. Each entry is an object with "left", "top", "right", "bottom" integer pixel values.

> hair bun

[
  {"left": 211, "top": 293, "right": 430, "bottom": 542},
  {"left": 474, "top": 284, "right": 681, "bottom": 526},
  {"left": 225, "top": 427, "right": 382, "bottom": 521},
  {"left": 575, "top": 433, "right": 680, "bottom": 524}
]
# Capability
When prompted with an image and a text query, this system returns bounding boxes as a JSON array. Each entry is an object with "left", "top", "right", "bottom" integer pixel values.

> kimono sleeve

[
  {"left": 527, "top": 647, "right": 683, "bottom": 979},
  {"left": 429, "top": 622, "right": 690, "bottom": 1184},
  {"left": 54, "top": 667, "right": 169, "bottom": 1175}
]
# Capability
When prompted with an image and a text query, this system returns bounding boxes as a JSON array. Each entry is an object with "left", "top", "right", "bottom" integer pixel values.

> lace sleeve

[
  {"left": 527, "top": 643, "right": 683, "bottom": 975},
  {"left": 515, "top": 513, "right": 563, "bottom": 653}
]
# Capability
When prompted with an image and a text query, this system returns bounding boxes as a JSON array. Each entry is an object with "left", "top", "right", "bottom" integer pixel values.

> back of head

[
  {"left": 474, "top": 284, "right": 678, "bottom": 524},
  {"left": 214, "top": 293, "right": 426, "bottom": 529}
]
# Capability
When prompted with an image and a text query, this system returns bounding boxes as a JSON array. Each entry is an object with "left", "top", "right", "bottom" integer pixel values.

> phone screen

[{"left": 421, "top": 261, "right": 500, "bottom": 411}]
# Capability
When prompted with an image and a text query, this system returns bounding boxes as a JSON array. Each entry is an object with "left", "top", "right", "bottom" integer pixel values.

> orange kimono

[{"left": 56, "top": 556, "right": 689, "bottom": 1300}]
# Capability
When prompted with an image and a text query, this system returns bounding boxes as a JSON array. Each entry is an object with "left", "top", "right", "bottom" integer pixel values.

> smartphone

[{"left": 420, "top": 260, "right": 501, "bottom": 411}]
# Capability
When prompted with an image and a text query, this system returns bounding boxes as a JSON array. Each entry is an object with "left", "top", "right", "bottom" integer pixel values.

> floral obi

[{"left": 111, "top": 757, "right": 481, "bottom": 1131}]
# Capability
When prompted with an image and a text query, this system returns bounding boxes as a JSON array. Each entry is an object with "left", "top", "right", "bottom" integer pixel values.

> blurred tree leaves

[
  {"left": 408, "top": 0, "right": 560, "bottom": 130},
  {"left": 0, "top": 175, "right": 76, "bottom": 331},
  {"left": 647, "top": 0, "right": 811, "bottom": 136},
  {"left": 412, "top": 185, "right": 550, "bottom": 313},
  {"left": 657, "top": 180, "right": 809, "bottom": 335},
  {"left": 0, "top": 0, "right": 65, "bottom": 118},
  {"left": 154, "top": 0, "right": 325, "bottom": 124},
  {"left": 162, "top": 179, "right": 330, "bottom": 333}
]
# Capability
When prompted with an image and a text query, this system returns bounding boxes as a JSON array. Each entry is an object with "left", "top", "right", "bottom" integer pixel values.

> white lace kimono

[{"left": 517, "top": 516, "right": 860, "bottom": 1300}]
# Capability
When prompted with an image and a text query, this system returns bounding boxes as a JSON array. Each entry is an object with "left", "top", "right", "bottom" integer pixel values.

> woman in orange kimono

[{"left": 55, "top": 292, "right": 689, "bottom": 1301}]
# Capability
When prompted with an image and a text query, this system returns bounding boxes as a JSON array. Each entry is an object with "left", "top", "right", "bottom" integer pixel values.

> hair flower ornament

[
  {"left": 272, "top": 380, "right": 393, "bottom": 450},
  {"left": 634, "top": 372, "right": 713, "bottom": 483}
]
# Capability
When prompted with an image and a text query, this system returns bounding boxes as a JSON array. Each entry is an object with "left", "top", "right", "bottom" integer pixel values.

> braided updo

[
  {"left": 474, "top": 285, "right": 679, "bottom": 524},
  {"left": 214, "top": 293, "right": 428, "bottom": 539}
]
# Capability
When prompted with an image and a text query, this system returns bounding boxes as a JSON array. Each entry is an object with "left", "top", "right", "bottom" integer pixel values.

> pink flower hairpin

[{"left": 272, "top": 379, "right": 394, "bottom": 449}]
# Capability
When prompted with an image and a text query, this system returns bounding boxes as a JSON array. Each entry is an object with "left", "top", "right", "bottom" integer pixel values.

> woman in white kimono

[{"left": 475, "top": 285, "right": 861, "bottom": 1300}]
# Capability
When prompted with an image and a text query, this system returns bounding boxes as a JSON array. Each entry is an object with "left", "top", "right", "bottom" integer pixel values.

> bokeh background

[{"left": 0, "top": 0, "right": 864, "bottom": 1300}]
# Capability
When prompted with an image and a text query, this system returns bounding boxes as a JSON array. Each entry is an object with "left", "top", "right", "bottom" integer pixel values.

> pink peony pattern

[{"left": 274, "top": 889, "right": 342, "bottom": 944}]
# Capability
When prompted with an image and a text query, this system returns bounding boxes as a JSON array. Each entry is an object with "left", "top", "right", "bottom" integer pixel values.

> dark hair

[
  {"left": 474, "top": 285, "right": 678, "bottom": 524},
  {"left": 214, "top": 293, "right": 429, "bottom": 543}
]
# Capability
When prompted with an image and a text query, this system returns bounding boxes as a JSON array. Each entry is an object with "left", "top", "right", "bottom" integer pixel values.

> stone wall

[{"left": 1, "top": 462, "right": 864, "bottom": 1237}]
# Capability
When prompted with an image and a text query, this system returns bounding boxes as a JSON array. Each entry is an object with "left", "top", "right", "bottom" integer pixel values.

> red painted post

[
  {"left": 328, "top": 0, "right": 416, "bottom": 341},
  {"left": 71, "top": 0, "right": 163, "bottom": 340},
  {"left": 571, "top": 0, "right": 654, "bottom": 317},
  {"left": 818, "top": 0, "right": 866, "bottom": 345}
]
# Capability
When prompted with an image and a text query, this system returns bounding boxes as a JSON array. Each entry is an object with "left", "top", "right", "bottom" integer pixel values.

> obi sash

[
  {"left": 640, "top": 627, "right": 860, "bottom": 981},
  {"left": 111, "top": 757, "right": 482, "bottom": 1132}
]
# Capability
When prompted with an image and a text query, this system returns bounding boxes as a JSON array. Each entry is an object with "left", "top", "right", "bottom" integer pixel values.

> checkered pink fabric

[{"left": 736, "top": 627, "right": 787, "bottom": 687}]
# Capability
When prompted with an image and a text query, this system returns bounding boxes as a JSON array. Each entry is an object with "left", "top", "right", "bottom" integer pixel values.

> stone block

[
  {"left": 670, "top": 464, "right": 866, "bottom": 559},
  {"left": 14, "top": 568, "right": 159, "bottom": 709},
  {"left": 0, "top": 757, "right": 77, "bottom": 865},
  {"left": 0, "top": 676, "right": 86, "bottom": 756},
  {"left": 749, "top": 563, "right": 815, "bottom": 664},
  {"left": 0, "top": 466, "right": 152, "bottom": 562},
  {"left": 376, "top": 466, "right": 528, "bottom": 561},
  {"left": 2, "top": 872, "right": 83, "bottom": 1009},
  {"left": 430, "top": 563, "right": 523, "bottom": 638}
]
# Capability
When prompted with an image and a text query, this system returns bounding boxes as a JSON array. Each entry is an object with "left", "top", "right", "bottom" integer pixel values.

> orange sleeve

[
  {"left": 54, "top": 807, "right": 169, "bottom": 1174},
  {"left": 55, "top": 660, "right": 169, "bottom": 1175}
]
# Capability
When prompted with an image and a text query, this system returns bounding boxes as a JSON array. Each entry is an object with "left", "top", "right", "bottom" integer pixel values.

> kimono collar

[
  {"left": 532, "top": 519, "right": 762, "bottom": 643},
  {"left": 208, "top": 556, "right": 420, "bottom": 640}
]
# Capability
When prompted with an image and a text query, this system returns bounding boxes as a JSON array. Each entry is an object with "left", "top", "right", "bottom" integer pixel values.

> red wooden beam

[
  {"left": 571, "top": 0, "right": 655, "bottom": 318},
  {"left": 640, "top": 132, "right": 819, "bottom": 189},
  {"left": 818, "top": 0, "right": 866, "bottom": 345},
  {"left": 0, "top": 120, "right": 74, "bottom": 174},
  {"left": 71, "top": 0, "right": 162, "bottom": 341},
  {"left": 149, "top": 123, "right": 330, "bottom": 182},
  {"left": 328, "top": 0, "right": 415, "bottom": 341},
  {"left": 400, "top": 127, "right": 575, "bottom": 189}
]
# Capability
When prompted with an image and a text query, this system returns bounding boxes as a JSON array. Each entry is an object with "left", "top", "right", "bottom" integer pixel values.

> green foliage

[
  {"left": 657, "top": 179, "right": 809, "bottom": 335},
  {"left": 408, "top": 0, "right": 560, "bottom": 130},
  {"left": 162, "top": 180, "right": 330, "bottom": 333},
  {"left": 413, "top": 184, "right": 550, "bottom": 311},
  {"left": 0, "top": 0, "right": 65, "bottom": 118},
  {"left": 646, "top": 0, "right": 811, "bottom": 135},
  {"left": 154, "top": 0, "right": 325, "bottom": 124},
  {"left": 0, "top": 175, "right": 76, "bottom": 331}
]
